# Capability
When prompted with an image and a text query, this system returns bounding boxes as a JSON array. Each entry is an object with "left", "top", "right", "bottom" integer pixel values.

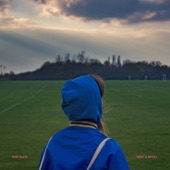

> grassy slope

[{"left": 0, "top": 80, "right": 169, "bottom": 170}]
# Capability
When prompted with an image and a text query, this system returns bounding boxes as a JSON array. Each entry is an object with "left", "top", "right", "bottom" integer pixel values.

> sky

[{"left": 0, "top": 0, "right": 170, "bottom": 73}]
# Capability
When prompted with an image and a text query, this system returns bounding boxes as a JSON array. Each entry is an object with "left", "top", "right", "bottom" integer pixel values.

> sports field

[{"left": 0, "top": 80, "right": 170, "bottom": 170}]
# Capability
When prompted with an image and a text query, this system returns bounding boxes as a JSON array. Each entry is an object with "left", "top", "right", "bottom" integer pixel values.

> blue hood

[{"left": 61, "top": 75, "right": 102, "bottom": 125}]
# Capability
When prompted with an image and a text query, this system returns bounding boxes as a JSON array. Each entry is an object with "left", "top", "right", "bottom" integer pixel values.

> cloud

[
  {"left": 139, "top": 0, "right": 165, "bottom": 4},
  {"left": 0, "top": 15, "right": 40, "bottom": 29},
  {"left": 34, "top": 0, "right": 170, "bottom": 23},
  {"left": 0, "top": 0, "right": 42, "bottom": 29},
  {"left": 0, "top": 0, "right": 12, "bottom": 16},
  {"left": 34, "top": 0, "right": 61, "bottom": 17}
]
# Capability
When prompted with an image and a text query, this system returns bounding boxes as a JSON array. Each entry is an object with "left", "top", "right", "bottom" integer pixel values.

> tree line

[{"left": 1, "top": 51, "right": 170, "bottom": 80}]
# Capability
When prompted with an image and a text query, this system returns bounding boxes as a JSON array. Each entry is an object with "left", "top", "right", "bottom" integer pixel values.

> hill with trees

[{"left": 1, "top": 51, "right": 170, "bottom": 80}]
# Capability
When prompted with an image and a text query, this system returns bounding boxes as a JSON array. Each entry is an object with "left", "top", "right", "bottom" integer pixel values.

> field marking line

[
  {"left": 121, "top": 94, "right": 143, "bottom": 98},
  {"left": 35, "top": 85, "right": 46, "bottom": 94},
  {"left": 22, "top": 95, "right": 35, "bottom": 102},
  {"left": 0, "top": 85, "right": 47, "bottom": 114},
  {"left": 149, "top": 88, "right": 170, "bottom": 96},
  {"left": 22, "top": 85, "right": 46, "bottom": 102},
  {"left": 111, "top": 89, "right": 121, "bottom": 92},
  {"left": 0, "top": 102, "right": 21, "bottom": 113},
  {"left": 126, "top": 83, "right": 170, "bottom": 94}
]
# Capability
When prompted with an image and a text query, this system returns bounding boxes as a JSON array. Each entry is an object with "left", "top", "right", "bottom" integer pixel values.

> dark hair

[
  {"left": 89, "top": 74, "right": 109, "bottom": 136},
  {"left": 89, "top": 74, "right": 105, "bottom": 97}
]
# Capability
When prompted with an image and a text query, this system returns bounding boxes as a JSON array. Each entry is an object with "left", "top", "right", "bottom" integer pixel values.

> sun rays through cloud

[{"left": 0, "top": 0, "right": 170, "bottom": 73}]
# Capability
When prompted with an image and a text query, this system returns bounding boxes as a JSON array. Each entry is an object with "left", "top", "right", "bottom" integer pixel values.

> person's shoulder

[
  {"left": 104, "top": 138, "right": 122, "bottom": 154},
  {"left": 107, "top": 138, "right": 119, "bottom": 145},
  {"left": 52, "top": 126, "right": 69, "bottom": 136}
]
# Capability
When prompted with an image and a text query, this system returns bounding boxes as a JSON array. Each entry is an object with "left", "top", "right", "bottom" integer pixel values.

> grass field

[{"left": 0, "top": 80, "right": 170, "bottom": 170}]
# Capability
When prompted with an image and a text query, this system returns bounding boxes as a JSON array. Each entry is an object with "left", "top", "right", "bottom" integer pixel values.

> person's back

[{"left": 38, "top": 75, "right": 130, "bottom": 170}]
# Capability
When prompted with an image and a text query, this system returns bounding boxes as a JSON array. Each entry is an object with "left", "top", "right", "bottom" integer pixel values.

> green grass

[{"left": 0, "top": 80, "right": 170, "bottom": 170}]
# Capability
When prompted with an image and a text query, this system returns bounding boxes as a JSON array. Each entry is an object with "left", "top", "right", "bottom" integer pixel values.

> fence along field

[{"left": 0, "top": 80, "right": 170, "bottom": 170}]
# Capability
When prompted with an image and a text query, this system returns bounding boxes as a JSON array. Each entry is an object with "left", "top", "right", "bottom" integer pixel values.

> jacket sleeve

[
  {"left": 38, "top": 146, "right": 49, "bottom": 170},
  {"left": 108, "top": 146, "right": 130, "bottom": 170},
  {"left": 38, "top": 137, "right": 53, "bottom": 170}
]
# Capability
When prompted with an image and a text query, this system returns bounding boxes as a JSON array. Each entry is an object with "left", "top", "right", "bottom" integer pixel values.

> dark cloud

[
  {"left": 34, "top": 0, "right": 46, "bottom": 4},
  {"left": 34, "top": 0, "right": 170, "bottom": 23},
  {"left": 58, "top": 0, "right": 138, "bottom": 20},
  {"left": 0, "top": 0, "right": 12, "bottom": 15}
]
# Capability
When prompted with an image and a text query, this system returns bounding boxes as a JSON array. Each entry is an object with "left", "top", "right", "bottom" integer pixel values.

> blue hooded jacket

[
  {"left": 38, "top": 75, "right": 130, "bottom": 170},
  {"left": 61, "top": 75, "right": 102, "bottom": 125}
]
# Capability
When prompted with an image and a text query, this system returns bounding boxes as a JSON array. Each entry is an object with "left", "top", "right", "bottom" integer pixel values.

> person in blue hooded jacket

[{"left": 38, "top": 74, "right": 130, "bottom": 170}]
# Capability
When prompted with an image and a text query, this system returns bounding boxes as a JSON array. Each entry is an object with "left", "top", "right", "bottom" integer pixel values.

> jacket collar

[{"left": 70, "top": 121, "right": 98, "bottom": 129}]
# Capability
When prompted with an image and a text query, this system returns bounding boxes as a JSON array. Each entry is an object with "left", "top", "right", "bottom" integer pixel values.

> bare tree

[
  {"left": 0, "top": 65, "right": 3, "bottom": 75},
  {"left": 77, "top": 51, "right": 86, "bottom": 63},
  {"left": 117, "top": 55, "right": 121, "bottom": 67}
]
